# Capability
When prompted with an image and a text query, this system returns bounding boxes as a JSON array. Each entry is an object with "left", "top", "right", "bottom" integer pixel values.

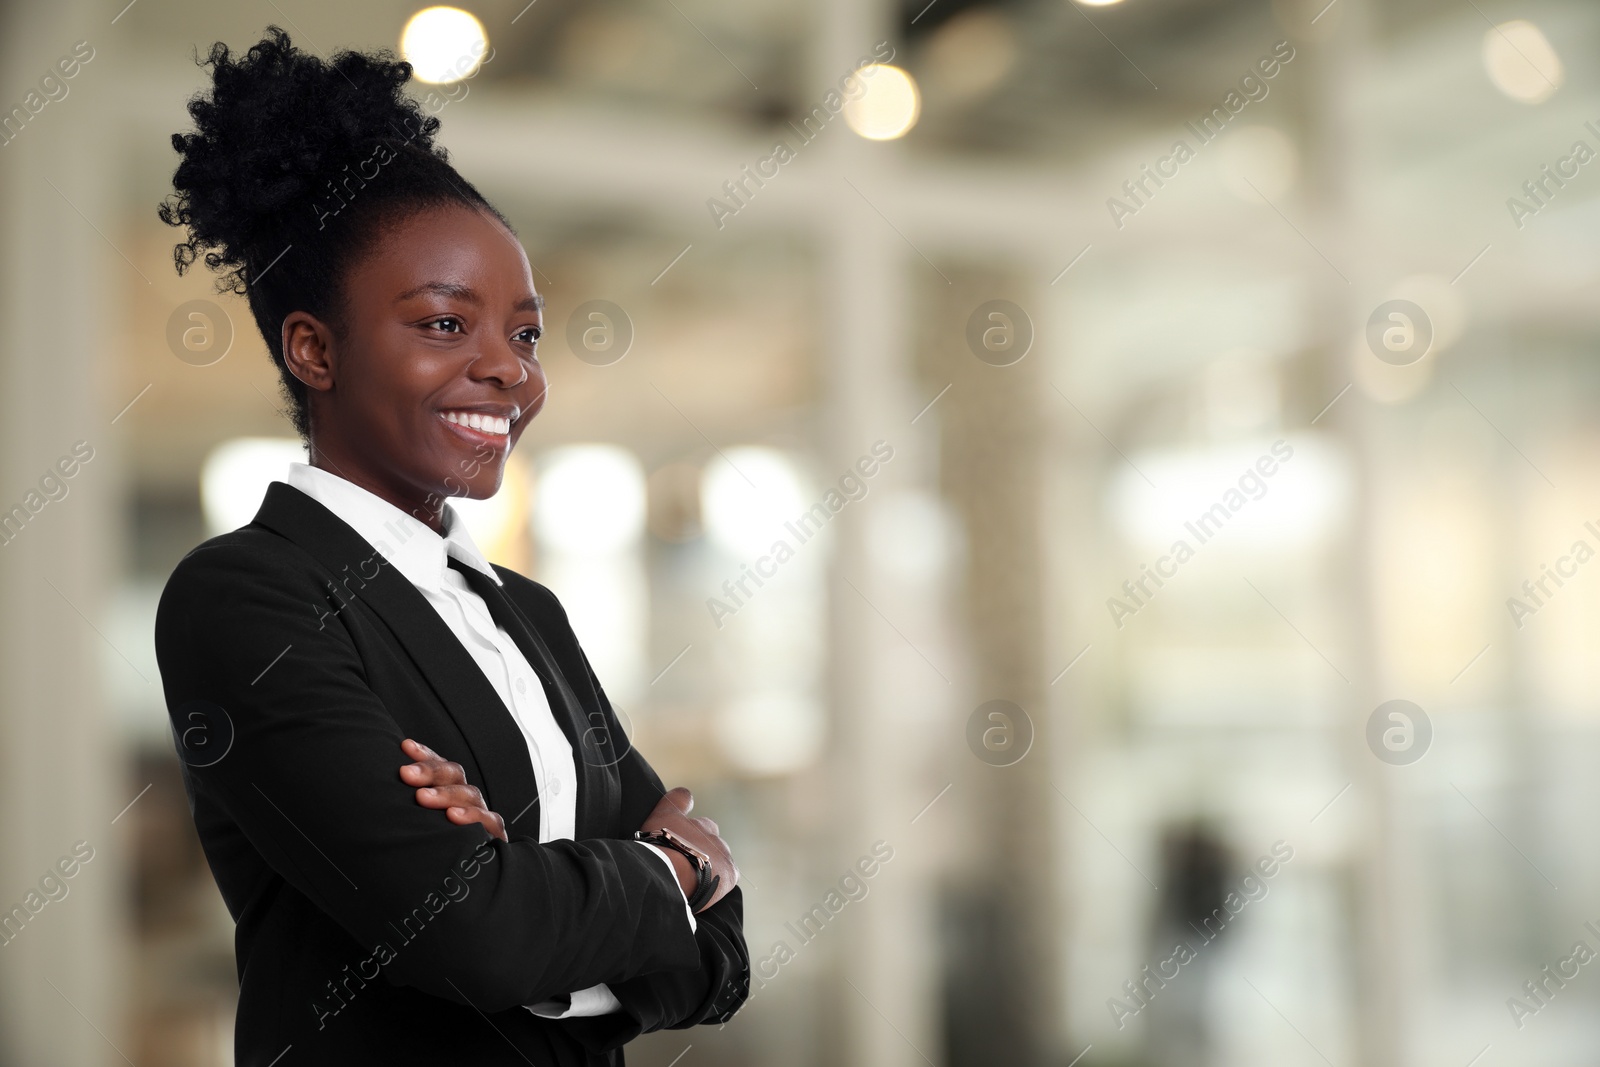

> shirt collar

[{"left": 284, "top": 461, "right": 503, "bottom": 591}]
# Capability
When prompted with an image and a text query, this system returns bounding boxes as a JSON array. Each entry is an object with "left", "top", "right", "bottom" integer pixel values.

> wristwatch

[{"left": 635, "top": 828, "right": 720, "bottom": 911}]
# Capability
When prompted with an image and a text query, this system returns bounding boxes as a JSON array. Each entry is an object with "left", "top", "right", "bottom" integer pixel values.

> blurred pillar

[
  {"left": 0, "top": 1, "right": 128, "bottom": 1065},
  {"left": 1303, "top": 1, "right": 1407, "bottom": 1064},
  {"left": 937, "top": 267, "right": 1057, "bottom": 1067},
  {"left": 812, "top": 2, "right": 947, "bottom": 1066}
]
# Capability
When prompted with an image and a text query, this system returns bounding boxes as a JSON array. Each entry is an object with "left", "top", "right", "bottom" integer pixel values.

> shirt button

[
  {"left": 548, "top": 777, "right": 561, "bottom": 796},
  {"left": 516, "top": 678, "right": 527, "bottom": 694}
]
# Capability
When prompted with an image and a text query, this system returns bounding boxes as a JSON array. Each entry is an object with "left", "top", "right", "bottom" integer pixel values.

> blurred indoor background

[{"left": 2, "top": 0, "right": 1597, "bottom": 1064}]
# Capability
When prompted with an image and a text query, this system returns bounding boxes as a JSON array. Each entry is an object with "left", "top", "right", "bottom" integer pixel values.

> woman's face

[{"left": 284, "top": 202, "right": 547, "bottom": 529}]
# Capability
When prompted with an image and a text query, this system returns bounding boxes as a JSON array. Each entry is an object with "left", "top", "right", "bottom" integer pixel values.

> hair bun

[{"left": 158, "top": 25, "right": 443, "bottom": 292}]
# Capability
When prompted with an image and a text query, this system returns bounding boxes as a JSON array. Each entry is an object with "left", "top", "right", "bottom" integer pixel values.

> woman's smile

[{"left": 437, "top": 405, "right": 518, "bottom": 449}]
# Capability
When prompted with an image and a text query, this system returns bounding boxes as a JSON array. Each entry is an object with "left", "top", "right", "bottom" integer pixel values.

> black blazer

[{"left": 153, "top": 480, "right": 749, "bottom": 1066}]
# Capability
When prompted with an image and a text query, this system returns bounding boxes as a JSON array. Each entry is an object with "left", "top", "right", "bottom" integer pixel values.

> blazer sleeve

[
  {"left": 508, "top": 579, "right": 752, "bottom": 1053},
  {"left": 153, "top": 538, "right": 702, "bottom": 1015}
]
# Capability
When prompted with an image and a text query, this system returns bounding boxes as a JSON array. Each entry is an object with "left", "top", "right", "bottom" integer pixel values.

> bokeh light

[
  {"left": 199, "top": 437, "right": 304, "bottom": 536},
  {"left": 1483, "top": 19, "right": 1563, "bottom": 103},
  {"left": 843, "top": 64, "right": 921, "bottom": 140},
  {"left": 532, "top": 445, "right": 646, "bottom": 554},
  {"left": 400, "top": 6, "right": 489, "bottom": 84}
]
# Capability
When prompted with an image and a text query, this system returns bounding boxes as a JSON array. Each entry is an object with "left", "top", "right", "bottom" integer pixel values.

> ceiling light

[
  {"left": 844, "top": 65, "right": 921, "bottom": 141},
  {"left": 401, "top": 6, "right": 489, "bottom": 84},
  {"left": 1483, "top": 20, "right": 1563, "bottom": 104}
]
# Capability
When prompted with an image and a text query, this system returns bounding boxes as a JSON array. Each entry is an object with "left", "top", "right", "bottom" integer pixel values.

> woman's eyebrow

[
  {"left": 394, "top": 281, "right": 543, "bottom": 314},
  {"left": 395, "top": 281, "right": 477, "bottom": 303}
]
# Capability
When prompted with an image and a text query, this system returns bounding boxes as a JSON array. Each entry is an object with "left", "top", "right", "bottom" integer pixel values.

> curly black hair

[{"left": 157, "top": 25, "right": 512, "bottom": 444}]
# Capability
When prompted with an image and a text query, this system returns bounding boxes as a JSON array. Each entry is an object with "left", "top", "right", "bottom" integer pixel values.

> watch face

[{"left": 663, "top": 829, "right": 710, "bottom": 866}]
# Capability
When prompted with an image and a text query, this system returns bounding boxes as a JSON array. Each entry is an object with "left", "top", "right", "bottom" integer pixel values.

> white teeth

[{"left": 441, "top": 411, "right": 511, "bottom": 436}]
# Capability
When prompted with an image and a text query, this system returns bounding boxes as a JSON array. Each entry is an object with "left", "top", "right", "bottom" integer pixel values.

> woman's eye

[
  {"left": 516, "top": 326, "right": 542, "bottom": 344},
  {"left": 430, "top": 317, "right": 464, "bottom": 333}
]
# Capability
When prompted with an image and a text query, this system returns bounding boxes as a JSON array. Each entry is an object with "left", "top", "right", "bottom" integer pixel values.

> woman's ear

[{"left": 282, "top": 310, "right": 338, "bottom": 393}]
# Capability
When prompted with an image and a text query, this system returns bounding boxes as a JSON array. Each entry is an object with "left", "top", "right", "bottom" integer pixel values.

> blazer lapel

[
  {"left": 470, "top": 562, "right": 622, "bottom": 843},
  {"left": 249, "top": 481, "right": 543, "bottom": 836}
]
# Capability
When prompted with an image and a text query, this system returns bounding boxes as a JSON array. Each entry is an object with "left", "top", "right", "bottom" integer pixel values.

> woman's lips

[
  {"left": 440, "top": 409, "right": 512, "bottom": 434},
  {"left": 437, "top": 411, "right": 511, "bottom": 450}
]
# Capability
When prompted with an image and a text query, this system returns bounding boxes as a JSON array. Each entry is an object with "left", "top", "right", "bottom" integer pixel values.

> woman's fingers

[
  {"left": 401, "top": 739, "right": 467, "bottom": 785},
  {"left": 441, "top": 804, "right": 508, "bottom": 842},
  {"left": 401, "top": 737, "right": 439, "bottom": 761},
  {"left": 444, "top": 802, "right": 508, "bottom": 842},
  {"left": 399, "top": 740, "right": 508, "bottom": 842},
  {"left": 401, "top": 761, "right": 466, "bottom": 786},
  {"left": 413, "top": 783, "right": 487, "bottom": 811},
  {"left": 478, "top": 809, "right": 508, "bottom": 842}
]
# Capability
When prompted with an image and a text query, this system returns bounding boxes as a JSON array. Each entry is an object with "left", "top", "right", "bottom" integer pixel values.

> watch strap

[
  {"left": 636, "top": 829, "right": 718, "bottom": 911},
  {"left": 686, "top": 869, "right": 720, "bottom": 911}
]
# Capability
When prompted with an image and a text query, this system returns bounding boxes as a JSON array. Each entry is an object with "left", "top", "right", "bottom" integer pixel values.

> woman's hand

[
  {"left": 640, "top": 786, "right": 738, "bottom": 912},
  {"left": 399, "top": 738, "right": 508, "bottom": 842}
]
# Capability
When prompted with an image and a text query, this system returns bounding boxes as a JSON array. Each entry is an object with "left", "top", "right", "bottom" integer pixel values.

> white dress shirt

[{"left": 284, "top": 461, "right": 695, "bottom": 1019}]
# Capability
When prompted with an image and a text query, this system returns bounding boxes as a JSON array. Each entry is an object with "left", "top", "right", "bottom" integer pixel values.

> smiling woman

[{"left": 151, "top": 25, "right": 747, "bottom": 1066}]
